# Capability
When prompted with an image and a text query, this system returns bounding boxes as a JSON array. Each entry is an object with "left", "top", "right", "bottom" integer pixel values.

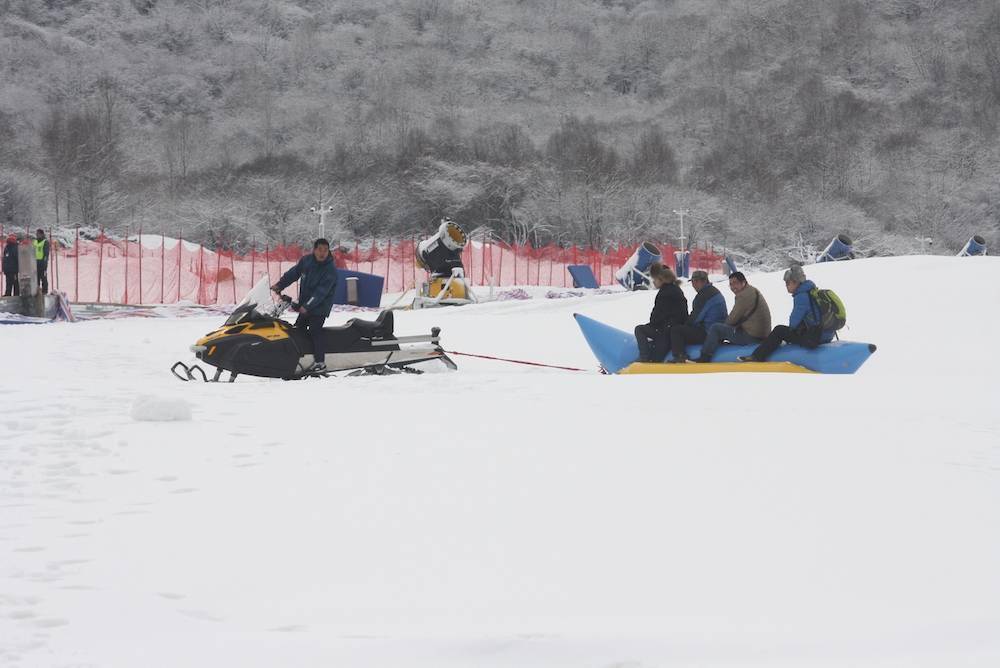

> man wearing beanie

[{"left": 740, "top": 264, "right": 834, "bottom": 362}]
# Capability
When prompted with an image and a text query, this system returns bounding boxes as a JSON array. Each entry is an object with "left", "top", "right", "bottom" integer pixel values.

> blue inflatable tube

[{"left": 574, "top": 313, "right": 876, "bottom": 374}]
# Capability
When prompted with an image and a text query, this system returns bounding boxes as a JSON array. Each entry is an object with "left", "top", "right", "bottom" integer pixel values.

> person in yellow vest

[{"left": 33, "top": 229, "right": 50, "bottom": 294}]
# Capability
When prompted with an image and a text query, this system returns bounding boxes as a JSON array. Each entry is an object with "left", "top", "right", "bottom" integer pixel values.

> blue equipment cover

[
  {"left": 958, "top": 235, "right": 987, "bottom": 257},
  {"left": 817, "top": 234, "right": 854, "bottom": 262},
  {"left": 573, "top": 313, "right": 876, "bottom": 374},
  {"left": 333, "top": 269, "right": 384, "bottom": 308},
  {"left": 567, "top": 265, "right": 600, "bottom": 289}
]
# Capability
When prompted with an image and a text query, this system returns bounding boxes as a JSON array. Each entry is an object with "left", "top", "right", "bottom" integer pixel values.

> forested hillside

[{"left": 0, "top": 0, "right": 997, "bottom": 257}]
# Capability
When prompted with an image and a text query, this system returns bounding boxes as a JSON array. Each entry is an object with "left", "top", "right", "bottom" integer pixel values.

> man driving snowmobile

[{"left": 271, "top": 238, "right": 338, "bottom": 373}]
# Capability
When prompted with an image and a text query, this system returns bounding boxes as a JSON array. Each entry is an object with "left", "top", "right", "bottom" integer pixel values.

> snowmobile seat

[{"left": 332, "top": 310, "right": 394, "bottom": 336}]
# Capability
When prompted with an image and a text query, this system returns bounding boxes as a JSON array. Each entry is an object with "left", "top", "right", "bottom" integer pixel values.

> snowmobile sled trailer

[
  {"left": 172, "top": 287, "right": 457, "bottom": 382},
  {"left": 574, "top": 313, "right": 876, "bottom": 375}
]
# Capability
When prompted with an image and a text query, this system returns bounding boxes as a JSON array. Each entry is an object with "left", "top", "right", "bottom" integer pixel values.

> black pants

[
  {"left": 670, "top": 324, "right": 707, "bottom": 360},
  {"left": 3, "top": 272, "right": 17, "bottom": 296},
  {"left": 295, "top": 313, "right": 328, "bottom": 364},
  {"left": 635, "top": 324, "right": 670, "bottom": 363},
  {"left": 750, "top": 325, "right": 821, "bottom": 361},
  {"left": 37, "top": 261, "right": 48, "bottom": 294}
]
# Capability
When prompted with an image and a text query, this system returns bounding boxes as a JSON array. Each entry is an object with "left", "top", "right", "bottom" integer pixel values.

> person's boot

[
  {"left": 736, "top": 355, "right": 757, "bottom": 363},
  {"left": 307, "top": 361, "right": 328, "bottom": 374},
  {"left": 694, "top": 356, "right": 712, "bottom": 363}
]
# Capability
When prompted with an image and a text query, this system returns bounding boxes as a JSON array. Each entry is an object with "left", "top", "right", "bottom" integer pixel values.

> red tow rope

[{"left": 445, "top": 351, "right": 589, "bottom": 373}]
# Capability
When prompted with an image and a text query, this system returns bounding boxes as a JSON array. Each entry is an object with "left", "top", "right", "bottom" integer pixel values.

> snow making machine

[{"left": 411, "top": 218, "right": 478, "bottom": 309}]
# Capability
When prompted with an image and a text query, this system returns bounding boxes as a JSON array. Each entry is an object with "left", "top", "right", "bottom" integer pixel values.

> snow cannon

[
  {"left": 724, "top": 256, "right": 738, "bottom": 275},
  {"left": 958, "top": 235, "right": 987, "bottom": 257},
  {"left": 674, "top": 250, "right": 690, "bottom": 278},
  {"left": 615, "top": 242, "right": 662, "bottom": 290},
  {"left": 817, "top": 234, "right": 854, "bottom": 262},
  {"left": 573, "top": 313, "right": 877, "bottom": 375},
  {"left": 412, "top": 218, "right": 477, "bottom": 309}
]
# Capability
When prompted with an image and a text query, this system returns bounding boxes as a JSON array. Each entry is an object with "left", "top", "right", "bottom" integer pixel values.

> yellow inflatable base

[{"left": 620, "top": 361, "right": 816, "bottom": 375}]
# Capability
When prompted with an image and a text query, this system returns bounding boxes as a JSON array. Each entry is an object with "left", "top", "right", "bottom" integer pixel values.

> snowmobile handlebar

[{"left": 277, "top": 293, "right": 301, "bottom": 311}]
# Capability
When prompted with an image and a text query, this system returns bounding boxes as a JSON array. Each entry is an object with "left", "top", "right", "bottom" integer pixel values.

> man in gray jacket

[{"left": 695, "top": 271, "right": 771, "bottom": 362}]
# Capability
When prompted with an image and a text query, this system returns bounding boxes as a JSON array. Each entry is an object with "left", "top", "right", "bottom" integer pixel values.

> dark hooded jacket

[
  {"left": 647, "top": 282, "right": 688, "bottom": 329},
  {"left": 275, "top": 253, "right": 339, "bottom": 317},
  {"left": 2, "top": 241, "right": 18, "bottom": 273}
]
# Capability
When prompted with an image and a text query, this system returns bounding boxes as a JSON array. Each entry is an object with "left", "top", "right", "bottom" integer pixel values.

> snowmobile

[{"left": 171, "top": 279, "right": 457, "bottom": 382}]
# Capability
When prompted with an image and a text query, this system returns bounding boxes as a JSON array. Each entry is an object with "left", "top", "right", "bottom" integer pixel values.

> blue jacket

[
  {"left": 690, "top": 284, "right": 728, "bottom": 329},
  {"left": 789, "top": 280, "right": 835, "bottom": 343},
  {"left": 276, "top": 253, "right": 338, "bottom": 317}
]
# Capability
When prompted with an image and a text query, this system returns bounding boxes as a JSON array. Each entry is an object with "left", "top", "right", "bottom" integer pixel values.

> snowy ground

[{"left": 2, "top": 256, "right": 999, "bottom": 668}]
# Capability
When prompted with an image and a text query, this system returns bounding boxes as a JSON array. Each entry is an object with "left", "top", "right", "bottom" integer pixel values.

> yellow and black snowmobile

[{"left": 172, "top": 279, "right": 457, "bottom": 382}]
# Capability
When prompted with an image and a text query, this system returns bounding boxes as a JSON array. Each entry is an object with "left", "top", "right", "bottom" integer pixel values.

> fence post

[
  {"left": 399, "top": 238, "right": 405, "bottom": 291},
  {"left": 385, "top": 238, "right": 391, "bottom": 293},
  {"left": 230, "top": 247, "right": 237, "bottom": 303},
  {"left": 50, "top": 227, "right": 59, "bottom": 293},
  {"left": 96, "top": 226, "right": 104, "bottom": 303},
  {"left": 123, "top": 225, "right": 129, "bottom": 304},
  {"left": 497, "top": 242, "right": 504, "bottom": 286},
  {"left": 138, "top": 226, "right": 143, "bottom": 304},
  {"left": 354, "top": 239, "right": 359, "bottom": 271},
  {"left": 214, "top": 244, "right": 221, "bottom": 304},
  {"left": 250, "top": 238, "right": 256, "bottom": 288},
  {"left": 160, "top": 233, "right": 165, "bottom": 304},
  {"left": 198, "top": 244, "right": 205, "bottom": 305},
  {"left": 177, "top": 230, "right": 183, "bottom": 303},
  {"left": 75, "top": 226, "right": 79, "bottom": 301}
]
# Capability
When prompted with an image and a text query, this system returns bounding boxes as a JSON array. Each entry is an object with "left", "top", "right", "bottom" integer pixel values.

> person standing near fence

[
  {"left": 32, "top": 229, "right": 50, "bottom": 294},
  {"left": 270, "top": 238, "right": 338, "bottom": 374},
  {"left": 2, "top": 233, "right": 19, "bottom": 296}
]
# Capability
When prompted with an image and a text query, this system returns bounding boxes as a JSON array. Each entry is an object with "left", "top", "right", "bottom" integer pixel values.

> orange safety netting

[{"left": 0, "top": 227, "right": 726, "bottom": 305}]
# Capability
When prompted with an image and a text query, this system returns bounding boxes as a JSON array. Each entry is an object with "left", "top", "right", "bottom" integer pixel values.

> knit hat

[
  {"left": 690, "top": 270, "right": 709, "bottom": 282},
  {"left": 783, "top": 264, "right": 806, "bottom": 283}
]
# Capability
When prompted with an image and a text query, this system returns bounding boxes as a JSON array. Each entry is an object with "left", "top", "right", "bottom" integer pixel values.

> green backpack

[{"left": 809, "top": 287, "right": 847, "bottom": 331}]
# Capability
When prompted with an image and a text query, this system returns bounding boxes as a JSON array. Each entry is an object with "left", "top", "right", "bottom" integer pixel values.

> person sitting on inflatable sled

[
  {"left": 634, "top": 263, "right": 687, "bottom": 363},
  {"left": 739, "top": 264, "right": 835, "bottom": 362},
  {"left": 667, "top": 269, "right": 728, "bottom": 363}
]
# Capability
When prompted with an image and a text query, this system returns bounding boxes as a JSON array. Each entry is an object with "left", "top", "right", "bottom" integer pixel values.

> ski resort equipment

[
  {"left": 674, "top": 250, "right": 690, "bottom": 278},
  {"left": 817, "top": 234, "right": 854, "bottom": 262},
  {"left": 567, "top": 265, "right": 600, "bottom": 289},
  {"left": 413, "top": 218, "right": 477, "bottom": 308},
  {"left": 958, "top": 235, "right": 987, "bottom": 257},
  {"left": 333, "top": 269, "right": 383, "bottom": 308},
  {"left": 172, "top": 278, "right": 457, "bottom": 382},
  {"left": 724, "top": 256, "right": 738, "bottom": 275},
  {"left": 615, "top": 242, "right": 662, "bottom": 290},
  {"left": 573, "top": 313, "right": 876, "bottom": 375}
]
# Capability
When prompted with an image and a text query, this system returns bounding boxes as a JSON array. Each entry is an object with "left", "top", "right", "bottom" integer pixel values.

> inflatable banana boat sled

[{"left": 574, "top": 313, "right": 876, "bottom": 375}]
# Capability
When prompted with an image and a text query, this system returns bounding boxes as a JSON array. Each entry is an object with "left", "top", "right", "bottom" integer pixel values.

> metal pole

[
  {"left": 124, "top": 225, "right": 129, "bottom": 304},
  {"left": 160, "top": 232, "right": 165, "bottom": 304},
  {"left": 75, "top": 226, "right": 79, "bottom": 301},
  {"left": 138, "top": 226, "right": 143, "bottom": 304},
  {"left": 97, "top": 226, "right": 104, "bottom": 303},
  {"left": 177, "top": 230, "right": 182, "bottom": 303}
]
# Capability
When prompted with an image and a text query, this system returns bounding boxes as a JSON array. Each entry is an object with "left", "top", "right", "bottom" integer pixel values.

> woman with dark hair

[{"left": 634, "top": 262, "right": 688, "bottom": 363}]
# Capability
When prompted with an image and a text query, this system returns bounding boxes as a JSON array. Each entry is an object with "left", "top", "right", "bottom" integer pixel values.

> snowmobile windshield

[
  {"left": 224, "top": 304, "right": 260, "bottom": 326},
  {"left": 226, "top": 277, "right": 280, "bottom": 325}
]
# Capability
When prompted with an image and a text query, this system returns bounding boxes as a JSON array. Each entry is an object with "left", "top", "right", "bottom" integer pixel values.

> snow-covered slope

[{"left": 1, "top": 256, "right": 998, "bottom": 667}]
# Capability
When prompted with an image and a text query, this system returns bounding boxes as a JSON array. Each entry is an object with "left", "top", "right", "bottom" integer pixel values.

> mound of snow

[{"left": 130, "top": 395, "right": 192, "bottom": 422}]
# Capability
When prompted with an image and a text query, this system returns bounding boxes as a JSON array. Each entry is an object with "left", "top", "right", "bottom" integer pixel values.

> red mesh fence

[{"left": 0, "top": 225, "right": 726, "bottom": 305}]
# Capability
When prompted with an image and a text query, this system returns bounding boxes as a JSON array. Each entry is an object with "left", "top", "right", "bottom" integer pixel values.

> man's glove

[{"left": 270, "top": 284, "right": 281, "bottom": 293}]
